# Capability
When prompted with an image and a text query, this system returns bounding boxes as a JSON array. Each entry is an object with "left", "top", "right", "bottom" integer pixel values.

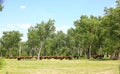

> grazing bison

[
  {"left": 16, "top": 56, "right": 72, "bottom": 60},
  {"left": 92, "top": 54, "right": 104, "bottom": 59},
  {"left": 74, "top": 56, "right": 79, "bottom": 59},
  {"left": 17, "top": 56, "right": 25, "bottom": 60},
  {"left": 8, "top": 56, "right": 17, "bottom": 59},
  {"left": 112, "top": 56, "right": 120, "bottom": 60},
  {"left": 64, "top": 56, "right": 72, "bottom": 60}
]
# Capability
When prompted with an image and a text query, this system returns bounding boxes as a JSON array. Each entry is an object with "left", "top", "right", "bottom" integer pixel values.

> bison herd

[
  {"left": 8, "top": 56, "right": 72, "bottom": 60},
  {"left": 7, "top": 54, "right": 107, "bottom": 60},
  {"left": 92, "top": 54, "right": 104, "bottom": 59}
]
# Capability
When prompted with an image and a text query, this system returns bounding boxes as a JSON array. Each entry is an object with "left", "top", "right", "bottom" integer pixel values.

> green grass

[{"left": 0, "top": 59, "right": 119, "bottom": 74}]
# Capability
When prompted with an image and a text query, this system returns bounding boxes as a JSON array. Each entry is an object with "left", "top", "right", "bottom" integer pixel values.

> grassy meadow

[{"left": 0, "top": 59, "right": 119, "bottom": 74}]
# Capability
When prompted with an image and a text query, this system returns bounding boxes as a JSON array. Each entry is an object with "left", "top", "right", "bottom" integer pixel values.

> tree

[
  {"left": 36, "top": 19, "right": 55, "bottom": 60},
  {"left": 74, "top": 15, "right": 102, "bottom": 59},
  {"left": 1, "top": 30, "right": 23, "bottom": 57},
  {"left": 18, "top": 42, "right": 29, "bottom": 56},
  {"left": 27, "top": 26, "right": 39, "bottom": 56},
  {"left": 27, "top": 19, "right": 55, "bottom": 60},
  {"left": 102, "top": 4, "right": 120, "bottom": 59},
  {"left": 66, "top": 28, "right": 77, "bottom": 56},
  {"left": 55, "top": 31, "right": 67, "bottom": 56}
]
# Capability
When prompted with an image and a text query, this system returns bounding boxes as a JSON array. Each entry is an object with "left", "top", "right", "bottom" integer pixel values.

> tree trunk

[
  {"left": 83, "top": 49, "right": 87, "bottom": 58},
  {"left": 34, "top": 47, "right": 38, "bottom": 56},
  {"left": 19, "top": 44, "right": 22, "bottom": 57},
  {"left": 9, "top": 48, "right": 12, "bottom": 57},
  {"left": 30, "top": 47, "right": 33, "bottom": 57},
  {"left": 110, "top": 51, "right": 115, "bottom": 59},
  {"left": 77, "top": 49, "right": 80, "bottom": 56},
  {"left": 110, "top": 54, "right": 114, "bottom": 59},
  {"left": 87, "top": 48, "right": 91, "bottom": 59},
  {"left": 37, "top": 42, "right": 43, "bottom": 60},
  {"left": 37, "top": 47, "right": 41, "bottom": 60},
  {"left": 87, "top": 42, "right": 92, "bottom": 59},
  {"left": 118, "top": 48, "right": 120, "bottom": 58},
  {"left": 79, "top": 48, "right": 83, "bottom": 57},
  {"left": 107, "top": 53, "right": 109, "bottom": 57},
  {"left": 98, "top": 45, "right": 102, "bottom": 55}
]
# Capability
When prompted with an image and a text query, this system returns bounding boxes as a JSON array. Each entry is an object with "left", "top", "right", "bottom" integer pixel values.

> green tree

[
  {"left": 66, "top": 28, "right": 77, "bottom": 56},
  {"left": 36, "top": 19, "right": 55, "bottom": 60},
  {"left": 18, "top": 42, "right": 29, "bottom": 56},
  {"left": 1, "top": 30, "right": 23, "bottom": 57},
  {"left": 55, "top": 31, "right": 67, "bottom": 56},
  {"left": 27, "top": 26, "right": 39, "bottom": 56},
  {"left": 102, "top": 4, "right": 120, "bottom": 59},
  {"left": 27, "top": 19, "right": 55, "bottom": 60},
  {"left": 74, "top": 15, "right": 102, "bottom": 59}
]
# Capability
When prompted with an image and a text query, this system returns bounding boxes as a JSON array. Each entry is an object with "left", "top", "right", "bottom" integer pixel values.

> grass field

[{"left": 0, "top": 59, "right": 119, "bottom": 74}]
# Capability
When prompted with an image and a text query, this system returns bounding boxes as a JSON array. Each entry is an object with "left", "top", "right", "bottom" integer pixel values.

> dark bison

[
  {"left": 16, "top": 56, "right": 72, "bottom": 60},
  {"left": 92, "top": 54, "right": 104, "bottom": 59}
]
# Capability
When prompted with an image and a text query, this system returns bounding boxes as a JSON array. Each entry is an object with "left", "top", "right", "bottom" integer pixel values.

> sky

[{"left": 0, "top": 0, "right": 116, "bottom": 41}]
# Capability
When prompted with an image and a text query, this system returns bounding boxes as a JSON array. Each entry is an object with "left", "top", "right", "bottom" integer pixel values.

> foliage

[
  {"left": 27, "top": 19, "right": 56, "bottom": 60},
  {"left": 0, "top": 31, "right": 23, "bottom": 57}
]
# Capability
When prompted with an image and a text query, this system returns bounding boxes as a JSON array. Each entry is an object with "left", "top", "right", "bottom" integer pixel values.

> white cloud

[
  {"left": 7, "top": 24, "right": 16, "bottom": 29},
  {"left": 0, "top": 24, "right": 31, "bottom": 41},
  {"left": 0, "top": 24, "right": 16, "bottom": 31},
  {"left": 20, "top": 5, "right": 26, "bottom": 9},
  {"left": 19, "top": 24, "right": 31, "bottom": 29},
  {"left": 1, "top": 24, "right": 31, "bottom": 31},
  {"left": 56, "top": 25, "right": 71, "bottom": 32}
]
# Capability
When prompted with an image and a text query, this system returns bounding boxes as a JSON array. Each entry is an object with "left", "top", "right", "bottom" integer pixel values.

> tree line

[{"left": 0, "top": 0, "right": 120, "bottom": 60}]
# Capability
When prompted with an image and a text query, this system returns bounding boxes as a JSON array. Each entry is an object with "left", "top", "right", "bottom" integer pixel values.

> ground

[{"left": 0, "top": 59, "right": 120, "bottom": 74}]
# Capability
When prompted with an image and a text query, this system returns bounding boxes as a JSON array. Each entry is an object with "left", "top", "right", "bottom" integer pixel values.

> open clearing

[{"left": 0, "top": 59, "right": 120, "bottom": 74}]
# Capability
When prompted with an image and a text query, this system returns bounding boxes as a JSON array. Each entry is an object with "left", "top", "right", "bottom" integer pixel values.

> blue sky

[{"left": 0, "top": 0, "right": 116, "bottom": 41}]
